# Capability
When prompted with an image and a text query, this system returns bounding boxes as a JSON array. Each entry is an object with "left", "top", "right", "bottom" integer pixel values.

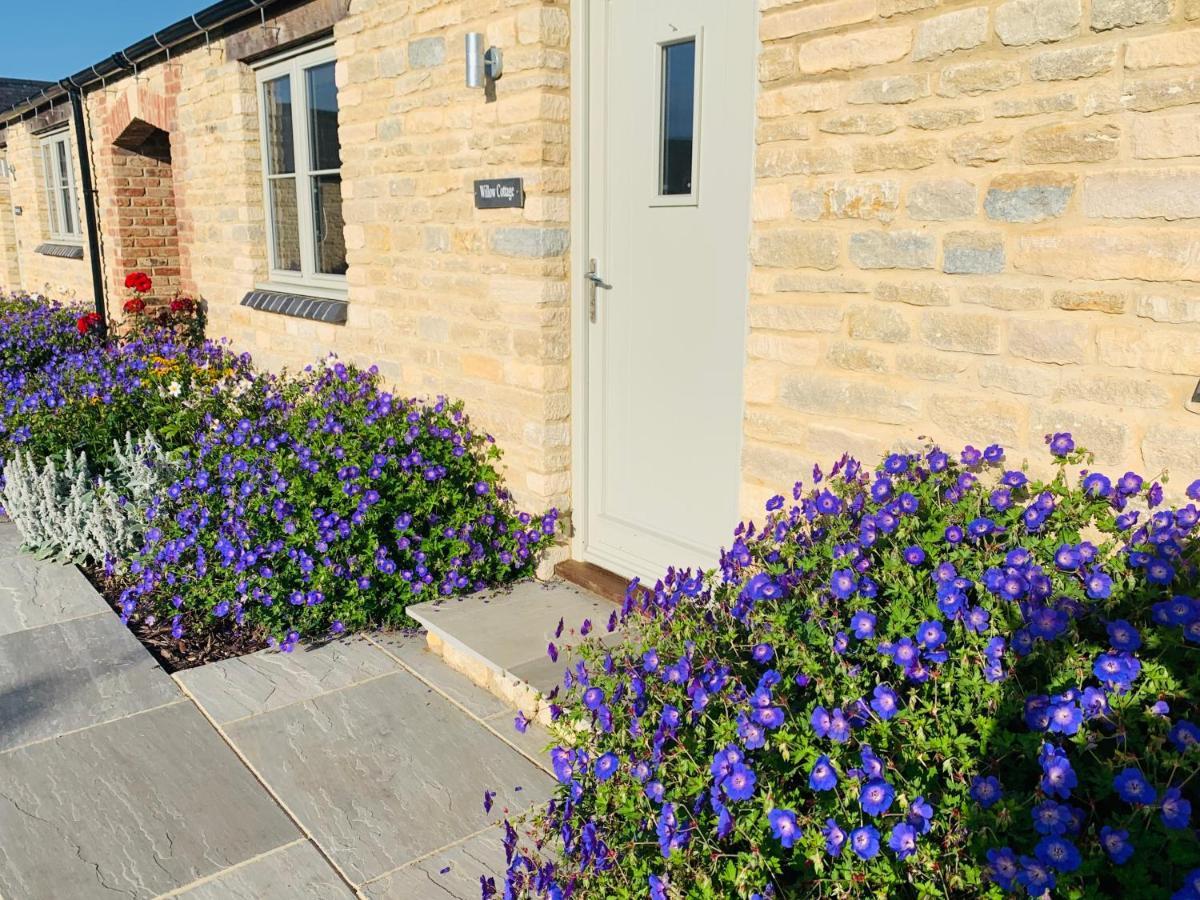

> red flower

[
  {"left": 170, "top": 296, "right": 194, "bottom": 314},
  {"left": 124, "top": 271, "right": 152, "bottom": 294},
  {"left": 76, "top": 312, "right": 101, "bottom": 335},
  {"left": 123, "top": 297, "right": 146, "bottom": 314}
]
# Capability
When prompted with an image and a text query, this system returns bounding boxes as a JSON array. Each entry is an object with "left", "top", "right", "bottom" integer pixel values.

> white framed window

[
  {"left": 40, "top": 130, "right": 82, "bottom": 243},
  {"left": 255, "top": 41, "right": 347, "bottom": 294}
]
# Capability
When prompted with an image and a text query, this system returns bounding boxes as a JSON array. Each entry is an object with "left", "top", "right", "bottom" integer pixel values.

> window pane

[
  {"left": 56, "top": 140, "right": 70, "bottom": 186},
  {"left": 60, "top": 188, "right": 75, "bottom": 235},
  {"left": 660, "top": 40, "right": 696, "bottom": 196},
  {"left": 264, "top": 76, "right": 295, "bottom": 175},
  {"left": 269, "top": 177, "right": 301, "bottom": 271},
  {"left": 42, "top": 147, "right": 60, "bottom": 235},
  {"left": 311, "top": 173, "right": 347, "bottom": 275},
  {"left": 306, "top": 62, "right": 341, "bottom": 172}
]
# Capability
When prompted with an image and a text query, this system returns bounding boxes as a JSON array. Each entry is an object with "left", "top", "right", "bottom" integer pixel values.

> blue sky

[{"left": 2, "top": 1, "right": 204, "bottom": 81}]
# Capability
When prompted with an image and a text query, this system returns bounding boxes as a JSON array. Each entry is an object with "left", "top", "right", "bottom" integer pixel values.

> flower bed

[
  {"left": 0, "top": 284, "right": 557, "bottom": 667},
  {"left": 498, "top": 439, "right": 1199, "bottom": 899}
]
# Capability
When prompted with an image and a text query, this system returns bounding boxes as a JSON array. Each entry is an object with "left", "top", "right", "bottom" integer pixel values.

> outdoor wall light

[{"left": 465, "top": 32, "right": 502, "bottom": 88}]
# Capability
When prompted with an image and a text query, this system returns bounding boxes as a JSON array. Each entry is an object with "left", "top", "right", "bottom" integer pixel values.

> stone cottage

[{"left": 0, "top": 0, "right": 1197, "bottom": 583}]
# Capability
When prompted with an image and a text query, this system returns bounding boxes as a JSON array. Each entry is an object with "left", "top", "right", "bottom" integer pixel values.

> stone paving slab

[
  {"left": 0, "top": 524, "right": 108, "bottom": 637},
  {"left": 0, "top": 701, "right": 300, "bottom": 900},
  {"left": 166, "top": 840, "right": 354, "bottom": 899},
  {"left": 363, "top": 827, "right": 506, "bottom": 899},
  {"left": 0, "top": 609, "right": 181, "bottom": 752},
  {"left": 175, "top": 636, "right": 399, "bottom": 725},
  {"left": 482, "top": 708, "right": 553, "bottom": 768},
  {"left": 222, "top": 670, "right": 554, "bottom": 885},
  {"left": 368, "top": 631, "right": 511, "bottom": 719}
]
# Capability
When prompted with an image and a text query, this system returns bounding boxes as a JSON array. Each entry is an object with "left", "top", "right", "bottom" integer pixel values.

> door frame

[{"left": 568, "top": 0, "right": 759, "bottom": 577}]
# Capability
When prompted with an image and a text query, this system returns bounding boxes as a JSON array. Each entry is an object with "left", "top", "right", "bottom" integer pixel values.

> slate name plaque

[{"left": 474, "top": 177, "right": 525, "bottom": 209}]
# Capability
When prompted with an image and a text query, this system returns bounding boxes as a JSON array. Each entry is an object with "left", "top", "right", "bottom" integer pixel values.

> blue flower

[
  {"left": 822, "top": 818, "right": 846, "bottom": 858},
  {"left": 1018, "top": 857, "right": 1056, "bottom": 894},
  {"left": 649, "top": 874, "right": 668, "bottom": 900},
  {"left": 768, "top": 808, "right": 801, "bottom": 849},
  {"left": 594, "top": 753, "right": 619, "bottom": 781},
  {"left": 888, "top": 822, "right": 917, "bottom": 860},
  {"left": 1040, "top": 745, "right": 1077, "bottom": 799},
  {"left": 917, "top": 620, "right": 945, "bottom": 650},
  {"left": 721, "top": 763, "right": 756, "bottom": 802},
  {"left": 1100, "top": 825, "right": 1133, "bottom": 864},
  {"left": 1161, "top": 787, "right": 1192, "bottom": 829},
  {"left": 860, "top": 778, "right": 895, "bottom": 816},
  {"left": 808, "top": 755, "right": 838, "bottom": 791},
  {"left": 1047, "top": 432, "right": 1074, "bottom": 456},
  {"left": 1113, "top": 768, "right": 1157, "bottom": 805},
  {"left": 871, "top": 683, "right": 899, "bottom": 721},
  {"left": 907, "top": 796, "right": 933, "bottom": 835},
  {"left": 1169, "top": 719, "right": 1200, "bottom": 752},
  {"left": 830, "top": 568, "right": 857, "bottom": 600},
  {"left": 583, "top": 686, "right": 605, "bottom": 711},
  {"left": 971, "top": 775, "right": 1002, "bottom": 809},
  {"left": 1106, "top": 619, "right": 1141, "bottom": 652},
  {"left": 902, "top": 545, "right": 926, "bottom": 566},
  {"left": 850, "top": 825, "right": 880, "bottom": 860},
  {"left": 1032, "top": 800, "right": 1071, "bottom": 835},
  {"left": 851, "top": 610, "right": 876, "bottom": 639},
  {"left": 987, "top": 847, "right": 1020, "bottom": 890},
  {"left": 1035, "top": 836, "right": 1081, "bottom": 872},
  {"left": 751, "top": 642, "right": 774, "bottom": 663}
]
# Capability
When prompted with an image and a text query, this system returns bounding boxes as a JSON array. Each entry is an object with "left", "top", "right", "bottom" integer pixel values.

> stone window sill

[
  {"left": 35, "top": 242, "right": 84, "bottom": 260},
  {"left": 240, "top": 288, "right": 347, "bottom": 325}
]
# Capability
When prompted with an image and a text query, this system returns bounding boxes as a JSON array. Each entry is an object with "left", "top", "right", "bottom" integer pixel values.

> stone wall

[
  {"left": 747, "top": 0, "right": 1200, "bottom": 508},
  {"left": 0, "top": 113, "right": 93, "bottom": 299},
  {"left": 0, "top": 148, "right": 19, "bottom": 288}
]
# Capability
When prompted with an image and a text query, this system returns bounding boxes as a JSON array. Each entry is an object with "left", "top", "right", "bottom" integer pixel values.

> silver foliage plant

[{"left": 0, "top": 431, "right": 176, "bottom": 566}]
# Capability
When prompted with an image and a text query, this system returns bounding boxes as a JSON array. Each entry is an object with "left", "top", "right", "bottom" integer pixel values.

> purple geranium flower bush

[{"left": 499, "top": 440, "right": 1199, "bottom": 898}]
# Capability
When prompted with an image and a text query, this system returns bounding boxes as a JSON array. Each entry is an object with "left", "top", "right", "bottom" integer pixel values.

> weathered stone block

[
  {"left": 1134, "top": 292, "right": 1200, "bottom": 323},
  {"left": 757, "top": 145, "right": 843, "bottom": 177},
  {"left": 1009, "top": 318, "right": 1091, "bottom": 363},
  {"left": 775, "top": 273, "right": 871, "bottom": 294},
  {"left": 819, "top": 113, "right": 898, "bottom": 135},
  {"left": 1055, "top": 374, "right": 1169, "bottom": 407},
  {"left": 1051, "top": 289, "right": 1127, "bottom": 314},
  {"left": 1083, "top": 171, "right": 1200, "bottom": 220},
  {"left": 1096, "top": 324, "right": 1200, "bottom": 373},
  {"left": 908, "top": 107, "right": 985, "bottom": 130},
  {"left": 1125, "top": 30, "right": 1200, "bottom": 70},
  {"left": 762, "top": 0, "right": 878, "bottom": 40},
  {"left": 1022, "top": 122, "right": 1120, "bottom": 163},
  {"left": 759, "top": 45, "right": 797, "bottom": 83},
  {"left": 1132, "top": 111, "right": 1200, "bottom": 159},
  {"left": 848, "top": 304, "right": 912, "bottom": 341},
  {"left": 900, "top": 350, "right": 970, "bottom": 382},
  {"left": 779, "top": 372, "right": 921, "bottom": 424},
  {"left": 979, "top": 360, "right": 1059, "bottom": 396},
  {"left": 758, "top": 82, "right": 842, "bottom": 117},
  {"left": 828, "top": 180, "right": 901, "bottom": 221},
  {"left": 848, "top": 74, "right": 931, "bottom": 105},
  {"left": 747, "top": 332, "right": 824, "bottom": 365},
  {"left": 994, "top": 94, "right": 1077, "bottom": 117},
  {"left": 1091, "top": 0, "right": 1171, "bottom": 30},
  {"left": 881, "top": 0, "right": 939, "bottom": 15},
  {"left": 876, "top": 281, "right": 952, "bottom": 306},
  {"left": 828, "top": 340, "right": 893, "bottom": 373},
  {"left": 799, "top": 26, "right": 914, "bottom": 74},
  {"left": 943, "top": 231, "right": 1005, "bottom": 274},
  {"left": 950, "top": 131, "right": 1014, "bottom": 166},
  {"left": 849, "top": 230, "right": 937, "bottom": 269},
  {"left": 1123, "top": 75, "right": 1200, "bottom": 112},
  {"left": 1143, "top": 425, "right": 1200, "bottom": 485},
  {"left": 913, "top": 8, "right": 991, "bottom": 61},
  {"left": 984, "top": 172, "right": 1075, "bottom": 222},
  {"left": 408, "top": 36, "right": 445, "bottom": 68},
  {"left": 1030, "top": 44, "right": 1117, "bottom": 80},
  {"left": 920, "top": 310, "right": 1004, "bottom": 354},
  {"left": 752, "top": 230, "right": 841, "bottom": 269},
  {"left": 490, "top": 228, "right": 569, "bottom": 258},
  {"left": 929, "top": 394, "right": 1026, "bottom": 443},
  {"left": 938, "top": 60, "right": 1023, "bottom": 96},
  {"left": 996, "top": 0, "right": 1081, "bottom": 45},
  {"left": 1014, "top": 230, "right": 1200, "bottom": 281},
  {"left": 908, "top": 179, "right": 977, "bottom": 220},
  {"left": 853, "top": 139, "right": 938, "bottom": 172},
  {"left": 961, "top": 284, "right": 1044, "bottom": 310},
  {"left": 1029, "top": 405, "right": 1129, "bottom": 463}
]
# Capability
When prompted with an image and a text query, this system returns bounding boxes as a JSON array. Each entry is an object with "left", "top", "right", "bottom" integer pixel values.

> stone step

[{"left": 408, "top": 580, "right": 621, "bottom": 725}]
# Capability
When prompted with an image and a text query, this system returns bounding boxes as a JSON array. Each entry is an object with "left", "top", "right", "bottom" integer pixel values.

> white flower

[{"left": 168, "top": 381, "right": 182, "bottom": 397}]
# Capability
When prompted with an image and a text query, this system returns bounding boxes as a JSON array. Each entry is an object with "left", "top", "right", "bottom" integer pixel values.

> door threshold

[{"left": 555, "top": 559, "right": 647, "bottom": 607}]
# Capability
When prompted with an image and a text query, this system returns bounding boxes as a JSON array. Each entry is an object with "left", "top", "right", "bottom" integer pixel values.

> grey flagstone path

[{"left": 0, "top": 521, "right": 556, "bottom": 899}]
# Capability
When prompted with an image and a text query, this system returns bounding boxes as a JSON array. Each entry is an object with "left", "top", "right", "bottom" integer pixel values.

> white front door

[{"left": 581, "top": 0, "right": 756, "bottom": 581}]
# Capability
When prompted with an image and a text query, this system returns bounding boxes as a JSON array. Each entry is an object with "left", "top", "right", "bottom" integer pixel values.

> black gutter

[
  {"left": 64, "top": 86, "right": 107, "bottom": 337},
  {"left": 0, "top": 0, "right": 282, "bottom": 126}
]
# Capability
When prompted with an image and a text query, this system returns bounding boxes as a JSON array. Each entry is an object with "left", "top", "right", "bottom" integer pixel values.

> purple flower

[
  {"left": 595, "top": 753, "right": 619, "bottom": 781},
  {"left": 888, "top": 822, "right": 917, "bottom": 860},
  {"left": 1047, "top": 432, "right": 1074, "bottom": 457},
  {"left": 721, "top": 763, "right": 756, "bottom": 802},
  {"left": 751, "top": 642, "right": 774, "bottom": 664},
  {"left": 1113, "top": 768, "right": 1156, "bottom": 805},
  {"left": 1100, "top": 826, "right": 1133, "bottom": 865},
  {"left": 971, "top": 775, "right": 1002, "bottom": 809},
  {"left": 1035, "top": 836, "right": 1081, "bottom": 872},
  {"left": 809, "top": 755, "right": 838, "bottom": 791},
  {"left": 871, "top": 683, "right": 899, "bottom": 721},
  {"left": 860, "top": 778, "right": 895, "bottom": 816},
  {"left": 1161, "top": 788, "right": 1192, "bottom": 829},
  {"left": 768, "top": 808, "right": 801, "bottom": 849},
  {"left": 851, "top": 610, "right": 876, "bottom": 639},
  {"left": 850, "top": 825, "right": 880, "bottom": 860}
]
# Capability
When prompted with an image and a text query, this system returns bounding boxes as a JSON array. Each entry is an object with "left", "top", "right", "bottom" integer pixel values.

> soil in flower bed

[{"left": 82, "top": 565, "right": 269, "bottom": 673}]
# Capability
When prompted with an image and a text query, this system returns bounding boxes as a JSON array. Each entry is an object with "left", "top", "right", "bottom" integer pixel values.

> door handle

[{"left": 586, "top": 258, "right": 612, "bottom": 323}]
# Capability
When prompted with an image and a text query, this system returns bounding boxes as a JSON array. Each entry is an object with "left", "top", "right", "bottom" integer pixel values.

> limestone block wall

[
  {"left": 0, "top": 115, "right": 93, "bottom": 299},
  {"left": 746, "top": 0, "right": 1200, "bottom": 509},
  {"left": 0, "top": 149, "right": 19, "bottom": 288}
]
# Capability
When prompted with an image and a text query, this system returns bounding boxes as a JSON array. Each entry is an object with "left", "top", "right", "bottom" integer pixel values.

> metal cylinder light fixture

[{"left": 465, "top": 32, "right": 502, "bottom": 88}]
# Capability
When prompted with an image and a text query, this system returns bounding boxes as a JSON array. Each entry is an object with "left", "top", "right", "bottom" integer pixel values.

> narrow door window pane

[
  {"left": 42, "top": 147, "right": 60, "bottom": 235},
  {"left": 306, "top": 62, "right": 341, "bottom": 172},
  {"left": 660, "top": 40, "right": 696, "bottom": 196},
  {"left": 264, "top": 76, "right": 295, "bottom": 175},
  {"left": 270, "top": 178, "right": 302, "bottom": 271},
  {"left": 311, "top": 173, "right": 347, "bottom": 275}
]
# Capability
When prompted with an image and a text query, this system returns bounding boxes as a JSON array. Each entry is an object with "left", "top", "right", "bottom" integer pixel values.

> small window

[
  {"left": 660, "top": 40, "right": 696, "bottom": 196},
  {"left": 256, "top": 43, "right": 347, "bottom": 292},
  {"left": 40, "top": 130, "right": 81, "bottom": 244}
]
